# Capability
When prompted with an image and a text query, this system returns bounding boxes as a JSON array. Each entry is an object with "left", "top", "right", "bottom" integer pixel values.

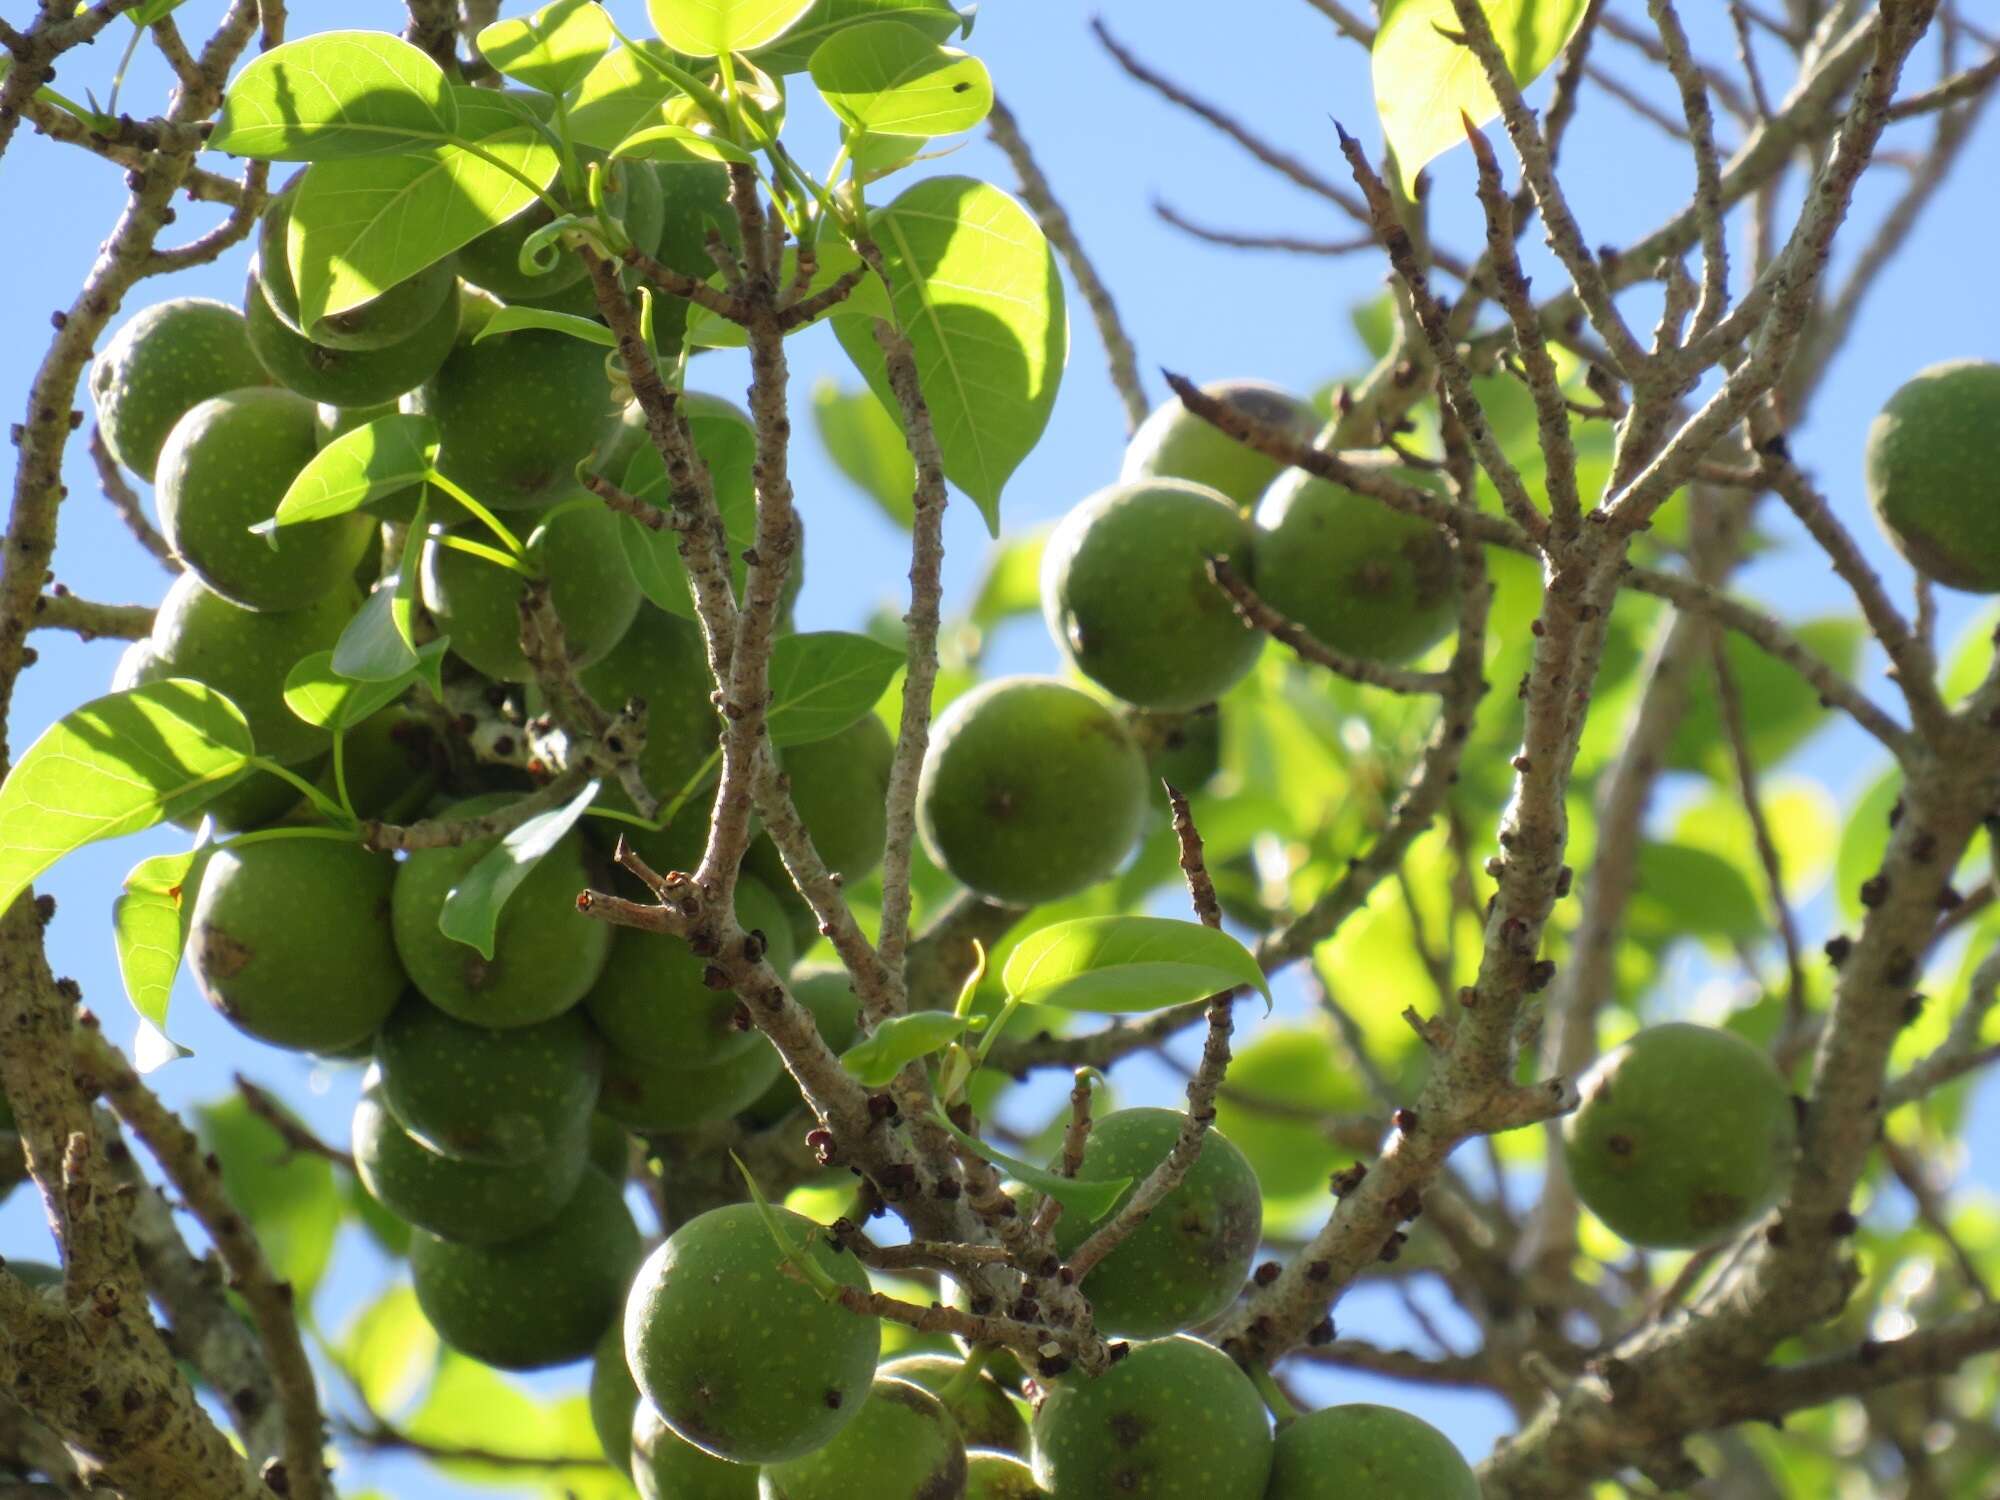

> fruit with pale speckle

[
  {"left": 1264, "top": 1403, "right": 1478, "bottom": 1499},
  {"left": 757, "top": 1377, "right": 967, "bottom": 1500}
]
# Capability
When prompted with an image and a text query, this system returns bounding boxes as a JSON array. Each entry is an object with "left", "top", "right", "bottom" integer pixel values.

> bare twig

[
  {"left": 89, "top": 427, "right": 175, "bottom": 570},
  {"left": 1207, "top": 556, "right": 1449, "bottom": 696}
]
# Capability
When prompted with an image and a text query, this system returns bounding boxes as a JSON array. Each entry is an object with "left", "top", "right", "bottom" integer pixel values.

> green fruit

[
  {"left": 1121, "top": 380, "right": 1316, "bottom": 509},
  {"left": 1251, "top": 469, "right": 1456, "bottom": 665},
  {"left": 739, "top": 834, "right": 822, "bottom": 955},
  {"left": 389, "top": 795, "right": 611, "bottom": 1025},
  {"left": 244, "top": 264, "right": 460, "bottom": 408},
  {"left": 1048, "top": 1108, "right": 1262, "bottom": 1338},
  {"left": 186, "top": 839, "right": 402, "bottom": 1053},
  {"left": 942, "top": 1278, "right": 1026, "bottom": 1392},
  {"left": 1264, "top": 1404, "right": 1478, "bottom": 1500},
  {"left": 409, "top": 328, "right": 618, "bottom": 510},
  {"left": 1212, "top": 1024, "right": 1365, "bottom": 1209},
  {"left": 1042, "top": 479, "right": 1262, "bottom": 711},
  {"left": 1140, "top": 708, "right": 1221, "bottom": 795},
  {"left": 421, "top": 502, "right": 640, "bottom": 682},
  {"left": 325, "top": 706, "right": 440, "bottom": 823},
  {"left": 879, "top": 1353, "right": 1028, "bottom": 1454},
  {"left": 455, "top": 129, "right": 649, "bottom": 302},
  {"left": 374, "top": 999, "right": 602, "bottom": 1165},
  {"left": 1030, "top": 1336, "right": 1272, "bottom": 1500},
  {"left": 741, "top": 966, "right": 861, "bottom": 1125},
  {"left": 917, "top": 677, "right": 1148, "bottom": 906},
  {"left": 258, "top": 181, "right": 459, "bottom": 350},
  {"left": 966, "top": 1451, "right": 1045, "bottom": 1500},
  {"left": 596, "top": 1037, "right": 784, "bottom": 1132},
  {"left": 90, "top": 297, "right": 271, "bottom": 482},
  {"left": 779, "top": 714, "right": 893, "bottom": 880},
  {"left": 155, "top": 387, "right": 373, "bottom": 612},
  {"left": 631, "top": 1399, "right": 757, "bottom": 1500},
  {"left": 1564, "top": 1022, "right": 1796, "bottom": 1250},
  {"left": 1865, "top": 359, "right": 2000, "bottom": 592},
  {"left": 149, "top": 571, "right": 356, "bottom": 765},
  {"left": 579, "top": 607, "right": 721, "bottom": 804},
  {"left": 410, "top": 1165, "right": 639, "bottom": 1370},
  {"left": 586, "top": 876, "right": 796, "bottom": 1068},
  {"left": 590, "top": 1322, "right": 642, "bottom": 1470},
  {"left": 625, "top": 1202, "right": 880, "bottom": 1464},
  {"left": 351, "top": 1071, "right": 584, "bottom": 1244},
  {"left": 587, "top": 1112, "right": 632, "bottom": 1180},
  {"left": 759, "top": 1377, "right": 967, "bottom": 1500}
]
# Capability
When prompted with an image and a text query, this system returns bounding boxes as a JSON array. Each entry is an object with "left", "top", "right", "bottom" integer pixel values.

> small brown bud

[
  {"left": 1252, "top": 1261, "right": 1281, "bottom": 1287},
  {"left": 1306, "top": 1316, "right": 1336, "bottom": 1347}
]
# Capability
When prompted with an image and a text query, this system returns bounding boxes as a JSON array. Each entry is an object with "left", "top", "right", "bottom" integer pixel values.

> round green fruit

[
  {"left": 258, "top": 181, "right": 459, "bottom": 350},
  {"left": 758, "top": 1377, "right": 967, "bottom": 1500},
  {"left": 738, "top": 835, "right": 823, "bottom": 955},
  {"left": 155, "top": 387, "right": 373, "bottom": 612},
  {"left": 352, "top": 1070, "right": 584, "bottom": 1244},
  {"left": 741, "top": 966, "right": 860, "bottom": 1125},
  {"left": 1030, "top": 1336, "right": 1272, "bottom": 1500},
  {"left": 410, "top": 1165, "right": 639, "bottom": 1371},
  {"left": 579, "top": 607, "right": 721, "bottom": 804},
  {"left": 590, "top": 1322, "right": 642, "bottom": 1470},
  {"left": 186, "top": 838, "right": 401, "bottom": 1053},
  {"left": 1251, "top": 469, "right": 1455, "bottom": 664},
  {"left": 631, "top": 1399, "right": 757, "bottom": 1500},
  {"left": 325, "top": 706, "right": 440, "bottom": 823},
  {"left": 1563, "top": 1022, "right": 1796, "bottom": 1250},
  {"left": 916, "top": 677, "right": 1148, "bottom": 906},
  {"left": 1042, "top": 479, "right": 1263, "bottom": 711},
  {"left": 967, "top": 1451, "right": 1046, "bottom": 1500},
  {"left": 1121, "top": 380, "right": 1317, "bottom": 509},
  {"left": 373, "top": 999, "right": 602, "bottom": 1165},
  {"left": 421, "top": 502, "right": 640, "bottom": 682},
  {"left": 149, "top": 571, "right": 356, "bottom": 765},
  {"left": 1049, "top": 1107, "right": 1262, "bottom": 1337},
  {"left": 90, "top": 297, "right": 270, "bottom": 482},
  {"left": 778, "top": 714, "right": 894, "bottom": 881},
  {"left": 585, "top": 876, "right": 795, "bottom": 1068},
  {"left": 409, "top": 328, "right": 618, "bottom": 511},
  {"left": 1140, "top": 707, "right": 1221, "bottom": 795},
  {"left": 389, "top": 795, "right": 611, "bottom": 1026},
  {"left": 1865, "top": 359, "right": 2000, "bottom": 592},
  {"left": 879, "top": 1353, "right": 1027, "bottom": 1454},
  {"left": 1265, "top": 1403, "right": 1478, "bottom": 1500},
  {"left": 244, "top": 264, "right": 459, "bottom": 408},
  {"left": 596, "top": 1037, "right": 784, "bottom": 1133},
  {"left": 625, "top": 1202, "right": 880, "bottom": 1464}
]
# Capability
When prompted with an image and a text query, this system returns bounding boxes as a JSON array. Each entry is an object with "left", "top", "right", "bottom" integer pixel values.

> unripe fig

[
  {"left": 1121, "top": 380, "right": 1317, "bottom": 509},
  {"left": 596, "top": 1037, "right": 784, "bottom": 1133},
  {"left": 1264, "top": 1403, "right": 1478, "bottom": 1499},
  {"left": 90, "top": 297, "right": 270, "bottom": 481},
  {"left": 631, "top": 1398, "right": 757, "bottom": 1499},
  {"left": 879, "top": 1353, "right": 1028, "bottom": 1454},
  {"left": 967, "top": 1450, "right": 1046, "bottom": 1499},
  {"left": 257, "top": 179, "right": 458, "bottom": 351},
  {"left": 589, "top": 1322, "right": 642, "bottom": 1471},
  {"left": 740, "top": 966, "right": 862, "bottom": 1125},
  {"left": 1865, "top": 358, "right": 2000, "bottom": 592},
  {"left": 758, "top": 1377, "right": 967, "bottom": 1500},
  {"left": 579, "top": 608, "right": 723, "bottom": 806},
  {"left": 244, "top": 263, "right": 459, "bottom": 408},
  {"left": 777, "top": 714, "right": 894, "bottom": 881}
]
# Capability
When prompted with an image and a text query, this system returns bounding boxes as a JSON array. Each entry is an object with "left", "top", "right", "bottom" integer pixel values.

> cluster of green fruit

[{"left": 915, "top": 380, "right": 1455, "bottom": 908}]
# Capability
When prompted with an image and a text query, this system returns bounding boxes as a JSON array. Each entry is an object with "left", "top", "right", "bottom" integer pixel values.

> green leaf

[
  {"left": 969, "top": 525, "right": 1051, "bottom": 628},
  {"left": 811, "top": 378, "right": 914, "bottom": 527},
  {"left": 112, "top": 849, "right": 206, "bottom": 1048},
  {"left": 766, "top": 631, "right": 904, "bottom": 747},
  {"left": 477, "top": 0, "right": 615, "bottom": 97},
  {"left": 1627, "top": 841, "right": 1765, "bottom": 945},
  {"left": 929, "top": 1108, "right": 1130, "bottom": 1222},
  {"left": 196, "top": 1095, "right": 341, "bottom": 1295},
  {"left": 340, "top": 1285, "right": 439, "bottom": 1417},
  {"left": 332, "top": 588, "right": 420, "bottom": 682},
  {"left": 841, "top": 1012, "right": 968, "bottom": 1086},
  {"left": 1000, "top": 916, "right": 1271, "bottom": 1013},
  {"left": 1371, "top": 0, "right": 1591, "bottom": 193},
  {"left": 391, "top": 500, "right": 429, "bottom": 664},
  {"left": 438, "top": 779, "right": 601, "bottom": 959},
  {"left": 406, "top": 1355, "right": 611, "bottom": 1485},
  {"left": 472, "top": 305, "right": 620, "bottom": 348},
  {"left": 1942, "top": 602, "right": 2000, "bottom": 703},
  {"left": 569, "top": 42, "right": 691, "bottom": 152},
  {"left": 283, "top": 645, "right": 444, "bottom": 730},
  {"left": 832, "top": 176, "right": 1067, "bottom": 535},
  {"left": 0, "top": 680, "right": 254, "bottom": 914},
  {"left": 268, "top": 414, "right": 439, "bottom": 530},
  {"left": 750, "top": 0, "right": 966, "bottom": 74},
  {"left": 211, "top": 31, "right": 458, "bottom": 160},
  {"left": 289, "top": 88, "right": 561, "bottom": 325},
  {"left": 647, "top": 0, "right": 815, "bottom": 57},
  {"left": 1668, "top": 618, "right": 1864, "bottom": 778},
  {"left": 808, "top": 20, "right": 991, "bottom": 138},
  {"left": 1835, "top": 768, "right": 1904, "bottom": 923},
  {"left": 612, "top": 120, "right": 755, "bottom": 164},
  {"left": 129, "top": 0, "right": 193, "bottom": 25}
]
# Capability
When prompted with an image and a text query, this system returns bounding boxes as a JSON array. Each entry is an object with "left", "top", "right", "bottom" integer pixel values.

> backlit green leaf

[
  {"left": 211, "top": 31, "right": 457, "bottom": 160},
  {"left": 477, "top": 0, "right": 615, "bottom": 97},
  {"left": 269, "top": 414, "right": 439, "bottom": 530},
  {"left": 332, "top": 588, "right": 420, "bottom": 682},
  {"left": 112, "top": 848, "right": 206, "bottom": 1047},
  {"left": 647, "top": 0, "right": 815, "bottom": 57},
  {"left": 473, "top": 305, "right": 619, "bottom": 347},
  {"left": 811, "top": 378, "right": 915, "bottom": 528},
  {"left": 438, "top": 779, "right": 601, "bottom": 959},
  {"left": 283, "top": 645, "right": 445, "bottom": 730},
  {"left": 766, "top": 632, "right": 904, "bottom": 747},
  {"left": 841, "top": 1012, "right": 968, "bottom": 1086},
  {"left": 750, "top": 0, "right": 965, "bottom": 74},
  {"left": 1001, "top": 916, "right": 1270, "bottom": 1013},
  {"left": 611, "top": 121, "right": 755, "bottom": 164},
  {"left": 196, "top": 1095, "right": 341, "bottom": 1295},
  {"left": 808, "top": 20, "right": 991, "bottom": 138}
]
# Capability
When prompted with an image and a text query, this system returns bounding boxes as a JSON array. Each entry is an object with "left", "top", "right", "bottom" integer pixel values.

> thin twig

[
  {"left": 1207, "top": 556, "right": 1449, "bottom": 696},
  {"left": 89, "top": 427, "right": 175, "bottom": 571}
]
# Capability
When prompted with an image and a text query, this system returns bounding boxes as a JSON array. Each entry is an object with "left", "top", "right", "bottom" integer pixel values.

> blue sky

[{"left": 3, "top": 1, "right": 1996, "bottom": 1491}]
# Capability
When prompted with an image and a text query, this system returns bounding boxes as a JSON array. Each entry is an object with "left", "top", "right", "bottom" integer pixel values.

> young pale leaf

[
  {"left": 811, "top": 378, "right": 915, "bottom": 528},
  {"left": 210, "top": 31, "right": 458, "bottom": 160},
  {"left": 610, "top": 121, "right": 755, "bottom": 165},
  {"left": 476, "top": 0, "right": 616, "bottom": 97},
  {"left": 332, "top": 588, "right": 420, "bottom": 682},
  {"left": 283, "top": 644, "right": 445, "bottom": 730},
  {"left": 438, "top": 779, "right": 601, "bottom": 959},
  {"left": 268, "top": 414, "right": 439, "bottom": 530},
  {"left": 1001, "top": 916, "right": 1271, "bottom": 1014},
  {"left": 473, "top": 306, "right": 620, "bottom": 348},
  {"left": 289, "top": 88, "right": 561, "bottom": 326},
  {"left": 750, "top": 0, "right": 966, "bottom": 74},
  {"left": 0, "top": 681, "right": 254, "bottom": 914},
  {"left": 1371, "top": 0, "right": 1590, "bottom": 192},
  {"left": 733, "top": 1152, "right": 845, "bottom": 1297},
  {"left": 646, "top": 0, "right": 815, "bottom": 58},
  {"left": 766, "top": 632, "right": 904, "bottom": 747},
  {"left": 930, "top": 1109, "right": 1131, "bottom": 1223},
  {"left": 808, "top": 20, "right": 991, "bottom": 138},
  {"left": 113, "top": 848, "right": 207, "bottom": 1047},
  {"left": 841, "top": 1012, "right": 969, "bottom": 1086},
  {"left": 832, "top": 176, "right": 1066, "bottom": 535}
]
